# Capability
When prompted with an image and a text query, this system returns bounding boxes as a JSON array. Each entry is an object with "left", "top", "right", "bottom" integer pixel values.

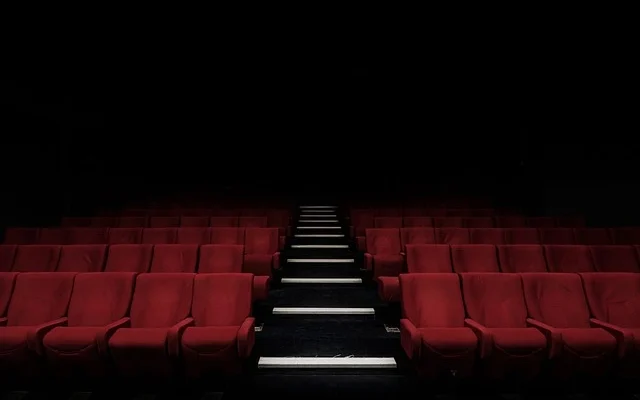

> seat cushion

[
  {"left": 490, "top": 327, "right": 547, "bottom": 356},
  {"left": 559, "top": 328, "right": 617, "bottom": 358},
  {"left": 419, "top": 327, "right": 477, "bottom": 355},
  {"left": 43, "top": 326, "right": 102, "bottom": 357},
  {"left": 109, "top": 328, "right": 171, "bottom": 376},
  {"left": 181, "top": 326, "right": 239, "bottom": 354},
  {"left": 0, "top": 326, "right": 31, "bottom": 363}
]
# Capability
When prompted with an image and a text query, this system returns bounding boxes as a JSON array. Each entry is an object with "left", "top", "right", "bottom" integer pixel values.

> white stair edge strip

[
  {"left": 258, "top": 357, "right": 396, "bottom": 369},
  {"left": 294, "top": 234, "right": 345, "bottom": 237},
  {"left": 272, "top": 307, "right": 375, "bottom": 315},
  {"left": 299, "top": 206, "right": 337, "bottom": 209},
  {"left": 281, "top": 278, "right": 362, "bottom": 284},
  {"left": 300, "top": 210, "right": 335, "bottom": 213},
  {"left": 287, "top": 258, "right": 355, "bottom": 263},
  {"left": 291, "top": 244, "right": 349, "bottom": 248},
  {"left": 300, "top": 214, "right": 337, "bottom": 218},
  {"left": 299, "top": 220, "right": 339, "bottom": 223},
  {"left": 297, "top": 226, "right": 341, "bottom": 229}
]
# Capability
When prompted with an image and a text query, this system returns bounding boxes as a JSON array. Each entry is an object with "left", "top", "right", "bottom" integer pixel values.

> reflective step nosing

[
  {"left": 298, "top": 220, "right": 339, "bottom": 223},
  {"left": 291, "top": 244, "right": 349, "bottom": 249},
  {"left": 287, "top": 258, "right": 355, "bottom": 263},
  {"left": 300, "top": 214, "right": 337, "bottom": 218},
  {"left": 272, "top": 307, "right": 375, "bottom": 315},
  {"left": 258, "top": 357, "right": 396, "bottom": 369},
  {"left": 294, "top": 234, "right": 345, "bottom": 237},
  {"left": 297, "top": 226, "right": 341, "bottom": 229},
  {"left": 299, "top": 206, "right": 337, "bottom": 209},
  {"left": 281, "top": 278, "right": 362, "bottom": 284},
  {"left": 300, "top": 210, "right": 335, "bottom": 213}
]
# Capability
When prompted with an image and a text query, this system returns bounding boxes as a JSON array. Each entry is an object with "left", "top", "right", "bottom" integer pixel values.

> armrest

[
  {"left": 279, "top": 235, "right": 286, "bottom": 251},
  {"left": 590, "top": 318, "right": 633, "bottom": 358},
  {"left": 253, "top": 275, "right": 271, "bottom": 301},
  {"left": 96, "top": 317, "right": 130, "bottom": 356},
  {"left": 237, "top": 317, "right": 255, "bottom": 358},
  {"left": 364, "top": 253, "right": 373, "bottom": 270},
  {"left": 272, "top": 252, "right": 281, "bottom": 270},
  {"left": 400, "top": 318, "right": 421, "bottom": 360},
  {"left": 356, "top": 236, "right": 365, "bottom": 251},
  {"left": 167, "top": 317, "right": 195, "bottom": 358},
  {"left": 0, "top": 317, "right": 6, "bottom": 326},
  {"left": 526, "top": 317, "right": 562, "bottom": 358},
  {"left": 27, "top": 317, "right": 68, "bottom": 355},
  {"left": 464, "top": 318, "right": 493, "bottom": 358},
  {"left": 377, "top": 276, "right": 401, "bottom": 302}
]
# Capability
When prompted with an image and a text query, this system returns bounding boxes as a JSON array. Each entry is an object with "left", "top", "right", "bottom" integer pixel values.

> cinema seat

[
  {"left": 544, "top": 245, "right": 595, "bottom": 273},
  {"left": 461, "top": 273, "right": 547, "bottom": 379},
  {"left": 400, "top": 228, "right": 436, "bottom": 250},
  {"left": 374, "top": 217, "right": 403, "bottom": 228},
  {"left": 403, "top": 217, "right": 433, "bottom": 227},
  {"left": 118, "top": 217, "right": 147, "bottom": 228},
  {"left": 364, "top": 229, "right": 403, "bottom": 279},
  {"left": 497, "top": 245, "right": 548, "bottom": 273},
  {"left": 539, "top": 228, "right": 576, "bottom": 245},
  {"left": 434, "top": 217, "right": 464, "bottom": 228},
  {"left": 108, "top": 228, "right": 143, "bottom": 244},
  {"left": 42, "top": 272, "right": 136, "bottom": 376},
  {"left": 0, "top": 273, "right": 75, "bottom": 373},
  {"left": 244, "top": 228, "right": 280, "bottom": 276},
  {"left": 495, "top": 216, "right": 527, "bottom": 228},
  {"left": 180, "top": 217, "right": 211, "bottom": 227},
  {"left": 210, "top": 228, "right": 244, "bottom": 245},
  {"left": 451, "top": 245, "right": 500, "bottom": 273},
  {"left": 90, "top": 217, "right": 115, "bottom": 228},
  {"left": 108, "top": 273, "right": 195, "bottom": 377},
  {"left": 104, "top": 245, "right": 152, "bottom": 273},
  {"left": 12, "top": 245, "right": 61, "bottom": 272},
  {"left": 469, "top": 228, "right": 506, "bottom": 245},
  {"left": 435, "top": 228, "right": 469, "bottom": 245},
  {"left": 589, "top": 245, "right": 640, "bottom": 273},
  {"left": 400, "top": 273, "right": 477, "bottom": 377},
  {"left": 57, "top": 245, "right": 107, "bottom": 273},
  {"left": 612, "top": 228, "right": 640, "bottom": 245},
  {"left": 67, "top": 228, "right": 109, "bottom": 245},
  {"left": 464, "top": 218, "right": 494, "bottom": 228},
  {"left": 149, "top": 216, "right": 180, "bottom": 228},
  {"left": 505, "top": 228, "right": 540, "bottom": 244},
  {"left": 575, "top": 228, "right": 612, "bottom": 245},
  {"left": 179, "top": 273, "right": 255, "bottom": 377},
  {"left": 0, "top": 245, "right": 17, "bottom": 272},
  {"left": 239, "top": 217, "right": 267, "bottom": 228},
  {"left": 3, "top": 228, "right": 39, "bottom": 245},
  {"left": 0, "top": 272, "right": 19, "bottom": 322},
  {"left": 521, "top": 273, "right": 617, "bottom": 378},
  {"left": 527, "top": 217, "right": 556, "bottom": 228},
  {"left": 176, "top": 228, "right": 211, "bottom": 244},
  {"left": 150, "top": 245, "right": 198, "bottom": 273},
  {"left": 142, "top": 228, "right": 177, "bottom": 244},
  {"left": 38, "top": 228, "right": 67, "bottom": 245}
]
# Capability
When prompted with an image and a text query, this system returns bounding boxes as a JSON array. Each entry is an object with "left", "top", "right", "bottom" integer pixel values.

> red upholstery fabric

[
  {"left": 406, "top": 244, "right": 452, "bottom": 273},
  {"left": 180, "top": 217, "right": 211, "bottom": 227},
  {"left": 539, "top": 228, "right": 577, "bottom": 245},
  {"left": 464, "top": 218, "right": 494, "bottom": 228},
  {"left": 210, "top": 228, "right": 244, "bottom": 245},
  {"left": 142, "top": 228, "right": 177, "bottom": 244},
  {"left": 374, "top": 217, "right": 402, "bottom": 228},
  {"left": 108, "top": 228, "right": 143, "bottom": 244},
  {"left": 544, "top": 245, "right": 595, "bottom": 273},
  {"left": 589, "top": 246, "right": 640, "bottom": 273},
  {"left": 505, "top": 228, "right": 540, "bottom": 244},
  {"left": 66, "top": 228, "right": 109, "bottom": 245},
  {"left": 176, "top": 228, "right": 211, "bottom": 244},
  {"left": 0, "top": 245, "right": 17, "bottom": 272},
  {"left": 527, "top": 217, "right": 556, "bottom": 228},
  {"left": 199, "top": 245, "right": 244, "bottom": 273},
  {"left": 0, "top": 272, "right": 18, "bottom": 317},
  {"left": 434, "top": 217, "right": 464, "bottom": 228},
  {"left": 38, "top": 229, "right": 67, "bottom": 245},
  {"left": 497, "top": 245, "right": 548, "bottom": 273},
  {"left": 575, "top": 228, "right": 613, "bottom": 245},
  {"left": 238, "top": 217, "right": 267, "bottom": 228},
  {"left": 400, "top": 228, "right": 436, "bottom": 250},
  {"left": 612, "top": 228, "right": 640, "bottom": 245},
  {"left": 495, "top": 216, "right": 527, "bottom": 228},
  {"left": 12, "top": 245, "right": 61, "bottom": 272},
  {"left": 149, "top": 217, "right": 180, "bottom": 228},
  {"left": 104, "top": 245, "right": 152, "bottom": 273},
  {"left": 117, "top": 217, "right": 147, "bottom": 228},
  {"left": 209, "top": 217, "right": 237, "bottom": 227},
  {"left": 403, "top": 217, "right": 433, "bottom": 227},
  {"left": 435, "top": 228, "right": 469, "bottom": 245},
  {"left": 3, "top": 228, "right": 39, "bottom": 245},
  {"left": 451, "top": 245, "right": 499, "bottom": 273},
  {"left": 57, "top": 245, "right": 107, "bottom": 273},
  {"left": 244, "top": 228, "right": 279, "bottom": 276},
  {"left": 364, "top": 229, "right": 403, "bottom": 278},
  {"left": 150, "top": 245, "right": 198, "bottom": 273},
  {"left": 556, "top": 216, "right": 586, "bottom": 228},
  {"left": 469, "top": 228, "right": 506, "bottom": 245},
  {"left": 90, "top": 217, "right": 115, "bottom": 228}
]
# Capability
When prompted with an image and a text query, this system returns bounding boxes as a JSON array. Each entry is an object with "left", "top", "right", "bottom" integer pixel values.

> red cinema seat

[
  {"left": 544, "top": 245, "right": 595, "bottom": 273},
  {"left": 349, "top": 210, "right": 374, "bottom": 250},
  {"left": 374, "top": 217, "right": 402, "bottom": 228},
  {"left": 142, "top": 228, "right": 177, "bottom": 244},
  {"left": 90, "top": 217, "right": 115, "bottom": 228},
  {"left": 364, "top": 229, "right": 403, "bottom": 279},
  {"left": 400, "top": 273, "right": 477, "bottom": 377},
  {"left": 104, "top": 245, "right": 152, "bottom": 273},
  {"left": 108, "top": 228, "right": 143, "bottom": 244},
  {"left": 176, "top": 228, "right": 211, "bottom": 244},
  {"left": 238, "top": 217, "right": 267, "bottom": 228},
  {"left": 179, "top": 273, "right": 255, "bottom": 377},
  {"left": 12, "top": 245, "right": 61, "bottom": 272},
  {"left": 527, "top": 217, "right": 556, "bottom": 228},
  {"left": 464, "top": 218, "right": 494, "bottom": 228},
  {"left": 504, "top": 228, "right": 540, "bottom": 244},
  {"left": 244, "top": 228, "right": 280, "bottom": 276},
  {"left": 210, "top": 217, "right": 238, "bottom": 227},
  {"left": 42, "top": 272, "right": 136, "bottom": 375},
  {"left": 403, "top": 217, "right": 433, "bottom": 227},
  {"left": 240, "top": 208, "right": 263, "bottom": 217},
  {"left": 180, "top": 217, "right": 211, "bottom": 227},
  {"left": 581, "top": 273, "right": 640, "bottom": 375},
  {"left": 612, "top": 228, "right": 640, "bottom": 245},
  {"left": 589, "top": 245, "right": 640, "bottom": 273},
  {"left": 575, "top": 228, "right": 612, "bottom": 245},
  {"left": 556, "top": 216, "right": 586, "bottom": 228},
  {"left": 0, "top": 272, "right": 19, "bottom": 320},
  {"left": 4, "top": 228, "right": 39, "bottom": 245},
  {"left": 150, "top": 245, "right": 198, "bottom": 273},
  {"left": 539, "top": 228, "right": 576, "bottom": 245},
  {"left": 108, "top": 273, "right": 195, "bottom": 377},
  {"left": 0, "top": 245, "right": 17, "bottom": 272},
  {"left": 497, "top": 245, "right": 548, "bottom": 273},
  {"left": 57, "top": 245, "right": 107, "bottom": 273},
  {"left": 37, "top": 228, "right": 68, "bottom": 245},
  {"left": 117, "top": 217, "right": 147, "bottom": 228},
  {"left": 66, "top": 228, "right": 109, "bottom": 245},
  {"left": 199, "top": 244, "right": 269, "bottom": 301},
  {"left": 435, "top": 228, "right": 469, "bottom": 245},
  {"left": 210, "top": 228, "right": 244, "bottom": 245},
  {"left": 451, "top": 245, "right": 500, "bottom": 273},
  {"left": 378, "top": 244, "right": 452, "bottom": 302},
  {"left": 469, "top": 228, "right": 506, "bottom": 245},
  {"left": 521, "top": 273, "right": 617, "bottom": 377},
  {"left": 182, "top": 210, "right": 210, "bottom": 217},
  {"left": 495, "top": 216, "right": 527, "bottom": 228},
  {"left": 61, "top": 217, "right": 91, "bottom": 227},
  {"left": 403, "top": 208, "right": 427, "bottom": 217},
  {"left": 376, "top": 208, "right": 402, "bottom": 217},
  {"left": 400, "top": 228, "right": 436, "bottom": 251},
  {"left": 434, "top": 217, "right": 464, "bottom": 228},
  {"left": 0, "top": 273, "right": 75, "bottom": 373},
  {"left": 211, "top": 209, "right": 238, "bottom": 217},
  {"left": 461, "top": 273, "right": 547, "bottom": 379},
  {"left": 149, "top": 217, "right": 180, "bottom": 228}
]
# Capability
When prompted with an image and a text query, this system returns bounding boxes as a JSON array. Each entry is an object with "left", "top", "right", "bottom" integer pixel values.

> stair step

[
  {"left": 267, "top": 285, "right": 383, "bottom": 308},
  {"left": 298, "top": 219, "right": 339, "bottom": 223},
  {"left": 281, "top": 263, "right": 361, "bottom": 278},
  {"left": 287, "top": 258, "right": 354, "bottom": 263},
  {"left": 299, "top": 214, "right": 337, "bottom": 218},
  {"left": 272, "top": 307, "right": 375, "bottom": 315},
  {"left": 299, "top": 206, "right": 337, "bottom": 209},
  {"left": 298, "top": 210, "right": 336, "bottom": 213},
  {"left": 281, "top": 278, "right": 362, "bottom": 284},
  {"left": 294, "top": 234, "right": 345, "bottom": 238},
  {"left": 258, "top": 357, "right": 396, "bottom": 369},
  {"left": 291, "top": 244, "right": 348, "bottom": 249},
  {"left": 296, "top": 226, "right": 342, "bottom": 229}
]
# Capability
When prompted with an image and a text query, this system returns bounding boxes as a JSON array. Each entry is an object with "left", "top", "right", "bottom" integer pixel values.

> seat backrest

[
  {"left": 469, "top": 228, "right": 505, "bottom": 245},
  {"left": 150, "top": 244, "right": 198, "bottom": 273},
  {"left": 210, "top": 217, "right": 238, "bottom": 227},
  {"left": 67, "top": 272, "right": 136, "bottom": 327},
  {"left": 539, "top": 228, "right": 576, "bottom": 245},
  {"left": 7, "top": 272, "right": 76, "bottom": 326},
  {"left": 451, "top": 245, "right": 499, "bottom": 273},
  {"left": 580, "top": 272, "right": 640, "bottom": 328},
  {"left": 198, "top": 244, "right": 244, "bottom": 273},
  {"left": 191, "top": 273, "right": 253, "bottom": 327},
  {"left": 210, "top": 227, "right": 245, "bottom": 245},
  {"left": 403, "top": 217, "right": 433, "bottom": 227},
  {"left": 130, "top": 273, "right": 194, "bottom": 328},
  {"left": 521, "top": 273, "right": 590, "bottom": 328},
  {"left": 149, "top": 216, "right": 180, "bottom": 228},
  {"left": 434, "top": 217, "right": 464, "bottom": 228},
  {"left": 527, "top": 217, "right": 556, "bottom": 228},
  {"left": 141, "top": 228, "right": 177, "bottom": 244},
  {"left": 38, "top": 228, "right": 68, "bottom": 244},
  {"left": 544, "top": 245, "right": 595, "bottom": 273},
  {"left": 400, "top": 228, "right": 436, "bottom": 250},
  {"left": 463, "top": 217, "right": 494, "bottom": 228},
  {"left": 461, "top": 273, "right": 527, "bottom": 328},
  {"left": 117, "top": 217, "right": 147, "bottom": 228},
  {"left": 108, "top": 228, "right": 143, "bottom": 244},
  {"left": 400, "top": 273, "right": 465, "bottom": 328},
  {"left": 57, "top": 245, "right": 107, "bottom": 273},
  {"left": 90, "top": 217, "right": 115, "bottom": 227},
  {"left": 374, "top": 217, "right": 402, "bottom": 228},
  {"left": 405, "top": 244, "right": 452, "bottom": 273},
  {"left": 435, "top": 228, "right": 469, "bottom": 245},
  {"left": 612, "top": 228, "right": 640, "bottom": 245},
  {"left": 238, "top": 216, "right": 268, "bottom": 228},
  {"left": 176, "top": 228, "right": 211, "bottom": 244},
  {"left": 180, "top": 216, "right": 211, "bottom": 227},
  {"left": 0, "top": 272, "right": 19, "bottom": 316},
  {"left": 365, "top": 229, "right": 401, "bottom": 255},
  {"left": 104, "top": 244, "right": 153, "bottom": 273},
  {"left": 244, "top": 228, "right": 278, "bottom": 254},
  {"left": 66, "top": 228, "right": 109, "bottom": 244},
  {"left": 575, "top": 228, "right": 612, "bottom": 245},
  {"left": 497, "top": 245, "right": 547, "bottom": 273},
  {"left": 0, "top": 245, "right": 17, "bottom": 272},
  {"left": 504, "top": 228, "right": 540, "bottom": 244},
  {"left": 12, "top": 245, "right": 61, "bottom": 272},
  {"left": 589, "top": 245, "right": 640, "bottom": 273},
  {"left": 3, "top": 228, "right": 39, "bottom": 244},
  {"left": 495, "top": 216, "right": 527, "bottom": 228}
]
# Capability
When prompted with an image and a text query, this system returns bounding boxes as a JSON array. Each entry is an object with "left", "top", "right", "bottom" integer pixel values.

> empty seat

[
  {"left": 521, "top": 273, "right": 617, "bottom": 377},
  {"left": 108, "top": 273, "right": 195, "bottom": 376},
  {"left": 180, "top": 217, "right": 211, "bottom": 227},
  {"left": 176, "top": 228, "right": 211, "bottom": 244},
  {"left": 209, "top": 217, "right": 237, "bottom": 227},
  {"left": 527, "top": 217, "right": 556, "bottom": 228},
  {"left": 433, "top": 217, "right": 464, "bottom": 228},
  {"left": 66, "top": 228, "right": 109, "bottom": 245},
  {"left": 0, "top": 245, "right": 17, "bottom": 272},
  {"left": 464, "top": 218, "right": 494, "bottom": 228},
  {"left": 435, "top": 228, "right": 469, "bottom": 245},
  {"left": 57, "top": 245, "right": 107, "bottom": 273},
  {"left": 150, "top": 245, "right": 198, "bottom": 273},
  {"left": 179, "top": 273, "right": 255, "bottom": 377},
  {"left": 469, "top": 228, "right": 506, "bottom": 245},
  {"left": 461, "top": 273, "right": 546, "bottom": 379},
  {"left": 0, "top": 273, "right": 76, "bottom": 372},
  {"left": 240, "top": 208, "right": 263, "bottom": 217},
  {"left": 244, "top": 228, "right": 280, "bottom": 277},
  {"left": 451, "top": 245, "right": 499, "bottom": 273},
  {"left": 148, "top": 216, "right": 180, "bottom": 228},
  {"left": 575, "top": 228, "right": 612, "bottom": 245},
  {"left": 43, "top": 272, "right": 136, "bottom": 375},
  {"left": 117, "top": 217, "right": 147, "bottom": 228},
  {"left": 210, "top": 228, "right": 244, "bottom": 245},
  {"left": 90, "top": 217, "right": 115, "bottom": 227},
  {"left": 400, "top": 228, "right": 436, "bottom": 250},
  {"left": 12, "top": 245, "right": 61, "bottom": 272},
  {"left": 504, "top": 228, "right": 540, "bottom": 244},
  {"left": 3, "top": 228, "right": 39, "bottom": 245},
  {"left": 544, "top": 245, "right": 595, "bottom": 273},
  {"left": 0, "top": 272, "right": 18, "bottom": 320},
  {"left": 238, "top": 217, "right": 267, "bottom": 228},
  {"left": 108, "top": 228, "right": 143, "bottom": 244},
  {"left": 364, "top": 229, "right": 403, "bottom": 279},
  {"left": 399, "top": 273, "right": 477, "bottom": 377},
  {"left": 539, "top": 228, "right": 576, "bottom": 245},
  {"left": 374, "top": 217, "right": 403, "bottom": 228},
  {"left": 495, "top": 216, "right": 527, "bottom": 228},
  {"left": 142, "top": 228, "right": 177, "bottom": 244},
  {"left": 589, "top": 245, "right": 639, "bottom": 273},
  {"left": 497, "top": 245, "right": 548, "bottom": 273},
  {"left": 403, "top": 217, "right": 433, "bottom": 227},
  {"left": 612, "top": 228, "right": 640, "bottom": 245},
  {"left": 376, "top": 208, "right": 402, "bottom": 217},
  {"left": 104, "top": 245, "right": 153, "bottom": 273},
  {"left": 37, "top": 228, "right": 68, "bottom": 245}
]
